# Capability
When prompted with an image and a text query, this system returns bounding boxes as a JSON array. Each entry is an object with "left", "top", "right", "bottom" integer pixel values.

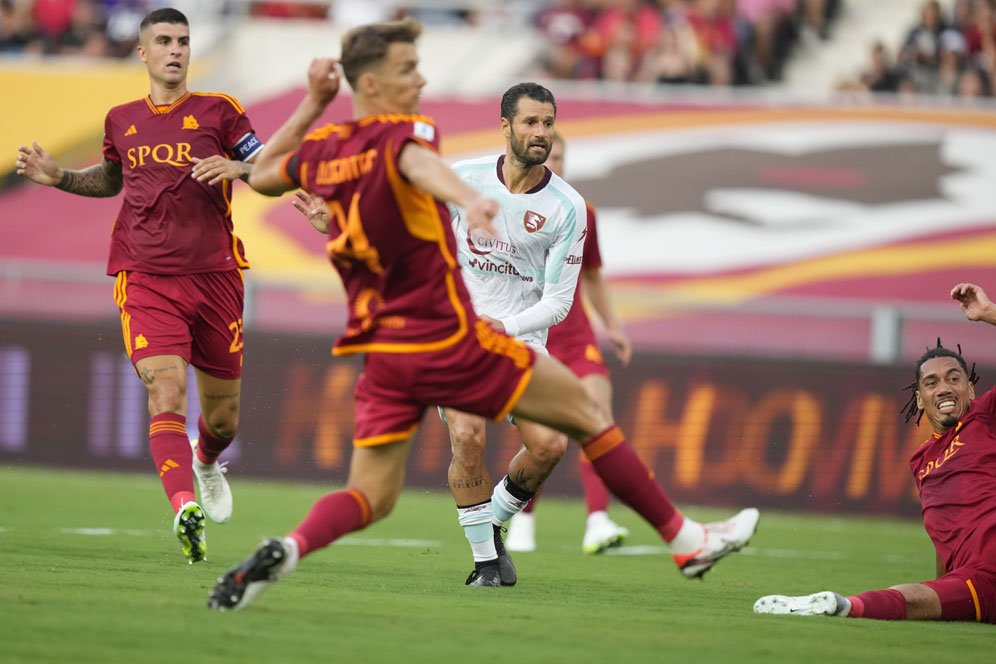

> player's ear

[
  {"left": 500, "top": 117, "right": 511, "bottom": 141},
  {"left": 915, "top": 390, "right": 924, "bottom": 412},
  {"left": 357, "top": 71, "right": 378, "bottom": 98},
  {"left": 136, "top": 36, "right": 147, "bottom": 63}
]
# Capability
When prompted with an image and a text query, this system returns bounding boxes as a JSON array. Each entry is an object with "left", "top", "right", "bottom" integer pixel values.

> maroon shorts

[
  {"left": 113, "top": 270, "right": 245, "bottom": 379},
  {"left": 352, "top": 320, "right": 535, "bottom": 447},
  {"left": 548, "top": 337, "right": 609, "bottom": 379},
  {"left": 923, "top": 566, "right": 996, "bottom": 623}
]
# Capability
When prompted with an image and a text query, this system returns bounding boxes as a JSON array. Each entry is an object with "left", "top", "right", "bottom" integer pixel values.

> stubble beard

[
  {"left": 511, "top": 134, "right": 550, "bottom": 168},
  {"left": 938, "top": 414, "right": 959, "bottom": 430}
]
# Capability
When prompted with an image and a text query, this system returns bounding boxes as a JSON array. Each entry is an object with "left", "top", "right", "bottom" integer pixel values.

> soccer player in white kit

[
  {"left": 442, "top": 83, "right": 585, "bottom": 587},
  {"left": 446, "top": 83, "right": 759, "bottom": 589}
]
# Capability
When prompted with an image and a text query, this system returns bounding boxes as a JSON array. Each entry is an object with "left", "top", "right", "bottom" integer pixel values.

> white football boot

[
  {"left": 505, "top": 512, "right": 537, "bottom": 553},
  {"left": 753, "top": 591, "right": 850, "bottom": 617},
  {"left": 582, "top": 511, "right": 629, "bottom": 554},
  {"left": 674, "top": 508, "right": 760, "bottom": 578},
  {"left": 191, "top": 439, "right": 233, "bottom": 524}
]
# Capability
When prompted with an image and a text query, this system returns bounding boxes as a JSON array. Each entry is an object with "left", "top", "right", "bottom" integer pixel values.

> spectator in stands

[
  {"left": 251, "top": 2, "right": 330, "bottom": 20},
  {"left": 935, "top": 28, "right": 968, "bottom": 95},
  {"left": 98, "top": 0, "right": 148, "bottom": 57},
  {"left": 900, "top": 1, "right": 947, "bottom": 73},
  {"left": 800, "top": 0, "right": 835, "bottom": 42},
  {"left": 686, "top": 0, "right": 737, "bottom": 85},
  {"left": 0, "top": 0, "right": 37, "bottom": 53},
  {"left": 956, "top": 63, "right": 991, "bottom": 98},
  {"left": 963, "top": 0, "right": 996, "bottom": 61},
  {"left": 32, "top": 0, "right": 74, "bottom": 48},
  {"left": 855, "top": 41, "right": 903, "bottom": 93},
  {"left": 951, "top": 0, "right": 973, "bottom": 32},
  {"left": 735, "top": 0, "right": 796, "bottom": 81},
  {"left": 534, "top": 0, "right": 601, "bottom": 79},
  {"left": 57, "top": 0, "right": 110, "bottom": 56},
  {"left": 593, "top": 0, "right": 663, "bottom": 81},
  {"left": 635, "top": 13, "right": 701, "bottom": 83}
]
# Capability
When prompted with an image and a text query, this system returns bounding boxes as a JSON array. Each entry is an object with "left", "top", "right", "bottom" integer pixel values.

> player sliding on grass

[
  {"left": 207, "top": 18, "right": 758, "bottom": 611},
  {"left": 15, "top": 8, "right": 263, "bottom": 564},
  {"left": 755, "top": 282, "right": 996, "bottom": 624}
]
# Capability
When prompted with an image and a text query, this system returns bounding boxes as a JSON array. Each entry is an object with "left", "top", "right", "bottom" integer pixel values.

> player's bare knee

[
  {"left": 145, "top": 382, "right": 185, "bottom": 416},
  {"left": 448, "top": 416, "right": 485, "bottom": 443},
  {"left": 891, "top": 583, "right": 942, "bottom": 620},
  {"left": 367, "top": 488, "right": 401, "bottom": 521},
  {"left": 534, "top": 436, "right": 568, "bottom": 466},
  {"left": 204, "top": 412, "right": 239, "bottom": 439},
  {"left": 448, "top": 426, "right": 486, "bottom": 463}
]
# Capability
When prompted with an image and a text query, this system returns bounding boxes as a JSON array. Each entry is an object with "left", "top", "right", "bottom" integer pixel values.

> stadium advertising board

[{"left": 0, "top": 319, "right": 936, "bottom": 517}]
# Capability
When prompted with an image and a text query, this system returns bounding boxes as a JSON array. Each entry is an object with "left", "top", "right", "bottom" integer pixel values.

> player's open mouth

[
  {"left": 937, "top": 399, "right": 957, "bottom": 413},
  {"left": 166, "top": 61, "right": 182, "bottom": 70}
]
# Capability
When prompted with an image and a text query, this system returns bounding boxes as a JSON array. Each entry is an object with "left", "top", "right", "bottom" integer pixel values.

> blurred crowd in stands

[
  {"left": 532, "top": 0, "right": 839, "bottom": 86},
  {"left": 0, "top": 0, "right": 152, "bottom": 56},
  {"left": 840, "top": 0, "right": 996, "bottom": 99},
  {"left": 0, "top": 0, "right": 840, "bottom": 88},
  {"left": 11, "top": 0, "right": 992, "bottom": 101}
]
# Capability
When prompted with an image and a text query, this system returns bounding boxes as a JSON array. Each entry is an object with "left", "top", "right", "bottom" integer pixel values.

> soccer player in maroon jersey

[
  {"left": 14, "top": 8, "right": 264, "bottom": 564},
  {"left": 208, "top": 17, "right": 757, "bottom": 611},
  {"left": 505, "top": 133, "right": 632, "bottom": 555},
  {"left": 754, "top": 282, "right": 996, "bottom": 624}
]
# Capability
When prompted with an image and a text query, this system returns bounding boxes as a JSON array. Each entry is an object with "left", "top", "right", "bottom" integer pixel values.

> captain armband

[{"left": 234, "top": 132, "right": 263, "bottom": 161}]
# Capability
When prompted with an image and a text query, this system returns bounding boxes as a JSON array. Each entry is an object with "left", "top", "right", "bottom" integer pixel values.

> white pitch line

[
  {"left": 34, "top": 529, "right": 869, "bottom": 562},
  {"left": 58, "top": 528, "right": 151, "bottom": 537},
  {"left": 605, "top": 545, "right": 844, "bottom": 561},
  {"left": 49, "top": 528, "right": 440, "bottom": 547},
  {"left": 337, "top": 537, "right": 442, "bottom": 548}
]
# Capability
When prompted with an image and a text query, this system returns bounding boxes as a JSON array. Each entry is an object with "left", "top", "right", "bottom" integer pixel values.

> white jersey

[{"left": 450, "top": 154, "right": 587, "bottom": 349}]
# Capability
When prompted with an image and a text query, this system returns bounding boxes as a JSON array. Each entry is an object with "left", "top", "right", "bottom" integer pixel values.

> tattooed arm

[{"left": 16, "top": 141, "right": 123, "bottom": 197}]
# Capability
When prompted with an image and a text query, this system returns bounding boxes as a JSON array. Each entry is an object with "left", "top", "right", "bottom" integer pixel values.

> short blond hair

[{"left": 341, "top": 17, "right": 422, "bottom": 89}]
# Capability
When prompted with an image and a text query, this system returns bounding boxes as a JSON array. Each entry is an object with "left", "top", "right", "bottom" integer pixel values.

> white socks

[
  {"left": 667, "top": 517, "right": 705, "bottom": 555},
  {"left": 491, "top": 476, "right": 532, "bottom": 524},
  {"left": 457, "top": 502, "right": 497, "bottom": 562}
]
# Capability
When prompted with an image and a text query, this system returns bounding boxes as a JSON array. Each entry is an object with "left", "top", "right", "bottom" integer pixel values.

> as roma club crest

[{"left": 523, "top": 210, "right": 547, "bottom": 233}]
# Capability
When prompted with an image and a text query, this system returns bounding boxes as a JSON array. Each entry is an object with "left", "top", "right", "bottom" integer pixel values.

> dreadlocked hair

[{"left": 901, "top": 338, "right": 980, "bottom": 424}]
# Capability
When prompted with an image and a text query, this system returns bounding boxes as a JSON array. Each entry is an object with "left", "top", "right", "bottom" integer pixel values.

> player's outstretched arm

[
  {"left": 249, "top": 58, "right": 340, "bottom": 196},
  {"left": 16, "top": 141, "right": 122, "bottom": 197},
  {"left": 582, "top": 268, "right": 632, "bottom": 366},
  {"left": 397, "top": 142, "right": 498, "bottom": 237},
  {"left": 951, "top": 282, "right": 996, "bottom": 325}
]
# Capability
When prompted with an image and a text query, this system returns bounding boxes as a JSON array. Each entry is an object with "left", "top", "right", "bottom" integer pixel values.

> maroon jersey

[
  {"left": 910, "top": 387, "right": 996, "bottom": 572},
  {"left": 281, "top": 114, "right": 476, "bottom": 355},
  {"left": 102, "top": 92, "right": 263, "bottom": 276},
  {"left": 547, "top": 202, "right": 602, "bottom": 355}
]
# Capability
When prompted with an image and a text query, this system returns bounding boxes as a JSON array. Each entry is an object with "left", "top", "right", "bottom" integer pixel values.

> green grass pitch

[{"left": 1, "top": 465, "right": 991, "bottom": 663}]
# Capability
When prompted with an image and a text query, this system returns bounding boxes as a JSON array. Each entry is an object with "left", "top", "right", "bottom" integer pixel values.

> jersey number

[
  {"left": 326, "top": 192, "right": 384, "bottom": 274},
  {"left": 228, "top": 318, "right": 244, "bottom": 353}
]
